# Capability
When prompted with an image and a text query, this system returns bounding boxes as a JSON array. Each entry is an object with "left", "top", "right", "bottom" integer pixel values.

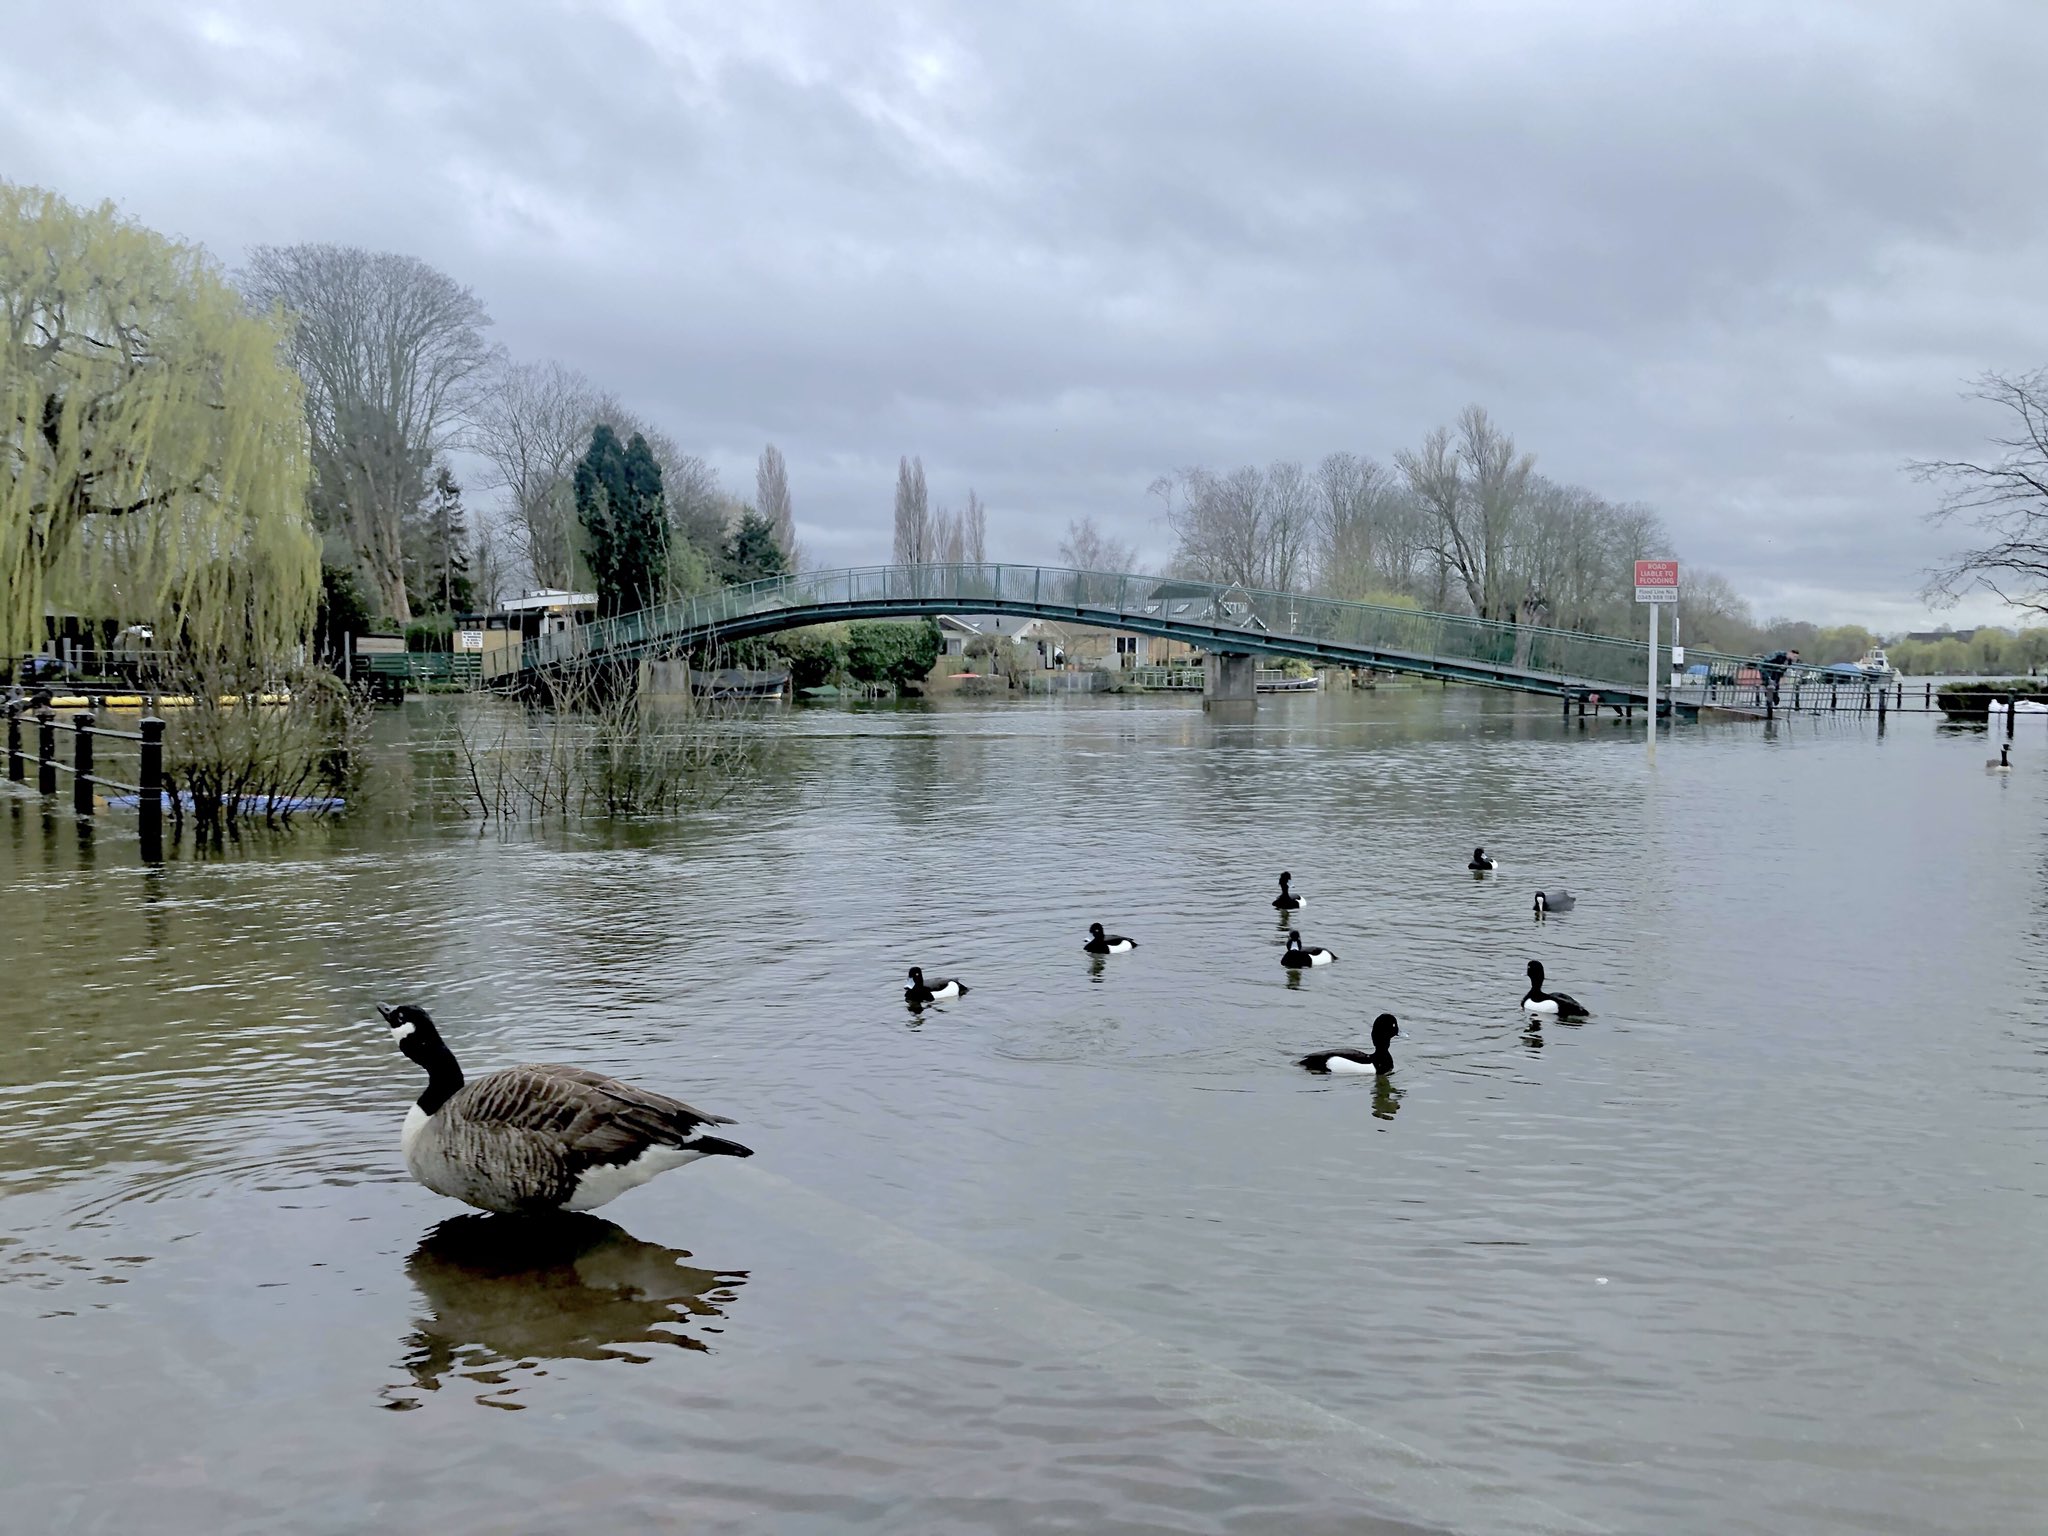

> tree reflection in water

[{"left": 385, "top": 1212, "right": 745, "bottom": 1411}]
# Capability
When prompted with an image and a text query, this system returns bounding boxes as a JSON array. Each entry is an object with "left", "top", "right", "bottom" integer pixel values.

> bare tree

[
  {"left": 756, "top": 443, "right": 798, "bottom": 567},
  {"left": 892, "top": 455, "right": 931, "bottom": 565},
  {"left": 1395, "top": 405, "right": 1536, "bottom": 621},
  {"left": 660, "top": 453, "right": 730, "bottom": 568},
  {"left": 1151, "top": 409, "right": 1690, "bottom": 641},
  {"left": 1161, "top": 461, "right": 1317, "bottom": 590},
  {"left": 242, "top": 244, "right": 499, "bottom": 622},
  {"left": 1676, "top": 567, "right": 1760, "bottom": 653},
  {"left": 1913, "top": 369, "right": 2048, "bottom": 617},
  {"left": 931, "top": 504, "right": 966, "bottom": 565},
  {"left": 1059, "top": 515, "right": 1137, "bottom": 572},
  {"left": 469, "top": 514, "right": 511, "bottom": 612},
  {"left": 1315, "top": 452, "right": 1422, "bottom": 600},
  {"left": 962, "top": 488, "right": 989, "bottom": 563},
  {"left": 470, "top": 359, "right": 596, "bottom": 592}
]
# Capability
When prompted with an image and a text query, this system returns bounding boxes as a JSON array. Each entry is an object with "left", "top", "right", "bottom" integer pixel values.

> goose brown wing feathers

[{"left": 454, "top": 1065, "right": 737, "bottom": 1159}]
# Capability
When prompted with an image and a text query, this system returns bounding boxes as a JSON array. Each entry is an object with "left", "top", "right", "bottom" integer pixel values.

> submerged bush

[
  {"left": 448, "top": 656, "right": 753, "bottom": 820},
  {"left": 162, "top": 662, "right": 365, "bottom": 837}
]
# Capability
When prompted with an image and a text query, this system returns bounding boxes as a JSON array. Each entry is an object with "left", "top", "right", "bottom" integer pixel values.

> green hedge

[
  {"left": 846, "top": 619, "right": 940, "bottom": 689},
  {"left": 1936, "top": 679, "right": 2048, "bottom": 719}
]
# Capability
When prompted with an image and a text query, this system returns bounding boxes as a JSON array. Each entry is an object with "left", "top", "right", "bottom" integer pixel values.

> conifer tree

[
  {"left": 575, "top": 424, "right": 669, "bottom": 615},
  {"left": 722, "top": 509, "right": 789, "bottom": 585}
]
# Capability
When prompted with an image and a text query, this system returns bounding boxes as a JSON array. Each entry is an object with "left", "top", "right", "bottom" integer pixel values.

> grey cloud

[{"left": 6, "top": 0, "right": 2048, "bottom": 625}]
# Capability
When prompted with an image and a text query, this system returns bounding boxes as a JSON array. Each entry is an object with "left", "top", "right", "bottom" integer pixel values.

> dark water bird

[
  {"left": 904, "top": 966, "right": 968, "bottom": 1006},
  {"left": 1281, "top": 930, "right": 1337, "bottom": 968},
  {"left": 1084, "top": 922, "right": 1136, "bottom": 955},
  {"left": 1299, "top": 1013, "right": 1400, "bottom": 1075},
  {"left": 1468, "top": 847, "right": 1496, "bottom": 871},
  {"left": 1989, "top": 743, "right": 2012, "bottom": 773},
  {"left": 378, "top": 1003, "right": 752, "bottom": 1215},
  {"left": 1521, "top": 961, "right": 1588, "bottom": 1019},
  {"left": 1272, "top": 871, "right": 1305, "bottom": 909},
  {"left": 1533, "top": 889, "right": 1576, "bottom": 916}
]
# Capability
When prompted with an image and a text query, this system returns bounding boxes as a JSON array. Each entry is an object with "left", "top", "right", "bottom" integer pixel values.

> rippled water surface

[{"left": 4, "top": 688, "right": 2046, "bottom": 1534}]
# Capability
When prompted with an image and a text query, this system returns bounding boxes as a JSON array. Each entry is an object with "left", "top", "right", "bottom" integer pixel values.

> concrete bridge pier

[{"left": 1203, "top": 651, "right": 1257, "bottom": 712}]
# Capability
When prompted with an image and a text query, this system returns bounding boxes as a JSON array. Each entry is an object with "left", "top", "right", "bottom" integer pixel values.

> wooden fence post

[{"left": 73, "top": 712, "right": 95, "bottom": 816}]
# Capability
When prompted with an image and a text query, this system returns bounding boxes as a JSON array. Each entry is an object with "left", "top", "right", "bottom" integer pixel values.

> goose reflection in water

[{"left": 385, "top": 1212, "right": 745, "bottom": 1411}]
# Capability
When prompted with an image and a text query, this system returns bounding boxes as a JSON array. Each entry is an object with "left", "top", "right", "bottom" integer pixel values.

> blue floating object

[{"left": 103, "top": 791, "right": 345, "bottom": 814}]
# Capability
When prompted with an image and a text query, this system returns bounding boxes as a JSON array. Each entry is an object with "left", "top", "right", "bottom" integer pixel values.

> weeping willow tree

[{"left": 1, "top": 182, "right": 317, "bottom": 665}]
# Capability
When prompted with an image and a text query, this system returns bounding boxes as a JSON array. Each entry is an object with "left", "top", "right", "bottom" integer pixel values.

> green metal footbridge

[{"left": 517, "top": 563, "right": 1786, "bottom": 715}]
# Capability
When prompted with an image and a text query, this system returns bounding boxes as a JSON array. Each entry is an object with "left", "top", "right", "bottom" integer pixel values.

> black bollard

[
  {"left": 2009, "top": 694, "right": 2018, "bottom": 740},
  {"left": 139, "top": 717, "right": 165, "bottom": 864},
  {"left": 73, "top": 712, "right": 94, "bottom": 816},
  {"left": 36, "top": 709, "right": 56, "bottom": 794}
]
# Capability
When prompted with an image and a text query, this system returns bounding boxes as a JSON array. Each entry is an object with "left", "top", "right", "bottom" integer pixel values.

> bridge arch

[{"left": 519, "top": 562, "right": 1715, "bottom": 706}]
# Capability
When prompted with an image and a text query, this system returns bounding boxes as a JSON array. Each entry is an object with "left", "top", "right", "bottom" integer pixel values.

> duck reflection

[
  {"left": 1371, "top": 1077, "right": 1402, "bottom": 1121},
  {"left": 387, "top": 1213, "right": 744, "bottom": 1409}
]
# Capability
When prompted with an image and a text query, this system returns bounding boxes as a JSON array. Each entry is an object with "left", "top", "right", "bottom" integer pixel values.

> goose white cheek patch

[{"left": 390, "top": 1022, "right": 416, "bottom": 1043}]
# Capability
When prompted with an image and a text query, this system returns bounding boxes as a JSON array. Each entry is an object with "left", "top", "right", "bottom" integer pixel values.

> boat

[
  {"left": 1854, "top": 647, "right": 1895, "bottom": 681},
  {"left": 1256, "top": 672, "right": 1320, "bottom": 693}
]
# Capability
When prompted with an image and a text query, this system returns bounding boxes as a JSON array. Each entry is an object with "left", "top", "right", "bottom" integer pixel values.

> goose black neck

[{"left": 415, "top": 1044, "right": 465, "bottom": 1116}]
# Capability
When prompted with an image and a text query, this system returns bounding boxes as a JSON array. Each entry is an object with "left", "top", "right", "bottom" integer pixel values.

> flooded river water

[{"left": 3, "top": 687, "right": 2045, "bottom": 1534}]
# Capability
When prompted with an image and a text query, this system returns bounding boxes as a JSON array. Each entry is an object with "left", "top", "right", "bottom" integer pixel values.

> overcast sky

[{"left": 8, "top": 0, "right": 2047, "bottom": 629}]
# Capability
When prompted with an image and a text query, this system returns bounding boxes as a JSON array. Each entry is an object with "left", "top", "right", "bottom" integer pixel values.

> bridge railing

[{"left": 521, "top": 564, "right": 1801, "bottom": 700}]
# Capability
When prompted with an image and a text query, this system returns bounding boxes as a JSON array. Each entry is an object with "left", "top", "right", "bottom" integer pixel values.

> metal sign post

[{"left": 1634, "top": 561, "right": 1680, "bottom": 765}]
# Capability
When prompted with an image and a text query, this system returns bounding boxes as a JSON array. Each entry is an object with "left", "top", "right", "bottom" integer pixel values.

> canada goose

[
  {"left": 378, "top": 1003, "right": 751, "bottom": 1215},
  {"left": 1468, "top": 847, "right": 1496, "bottom": 871},
  {"left": 905, "top": 966, "right": 968, "bottom": 1006},
  {"left": 1281, "top": 930, "right": 1337, "bottom": 968},
  {"left": 1084, "top": 922, "right": 1137, "bottom": 955},
  {"left": 1989, "top": 743, "right": 2012, "bottom": 773},
  {"left": 1299, "top": 1013, "right": 1399, "bottom": 1075},
  {"left": 1533, "top": 889, "right": 1576, "bottom": 916},
  {"left": 1272, "top": 871, "right": 1305, "bottom": 909},
  {"left": 1521, "top": 961, "right": 1588, "bottom": 1019}
]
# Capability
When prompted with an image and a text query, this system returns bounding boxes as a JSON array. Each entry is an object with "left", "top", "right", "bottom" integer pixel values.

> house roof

[
  {"left": 499, "top": 589, "right": 597, "bottom": 614},
  {"left": 938, "top": 613, "right": 1056, "bottom": 640}
]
